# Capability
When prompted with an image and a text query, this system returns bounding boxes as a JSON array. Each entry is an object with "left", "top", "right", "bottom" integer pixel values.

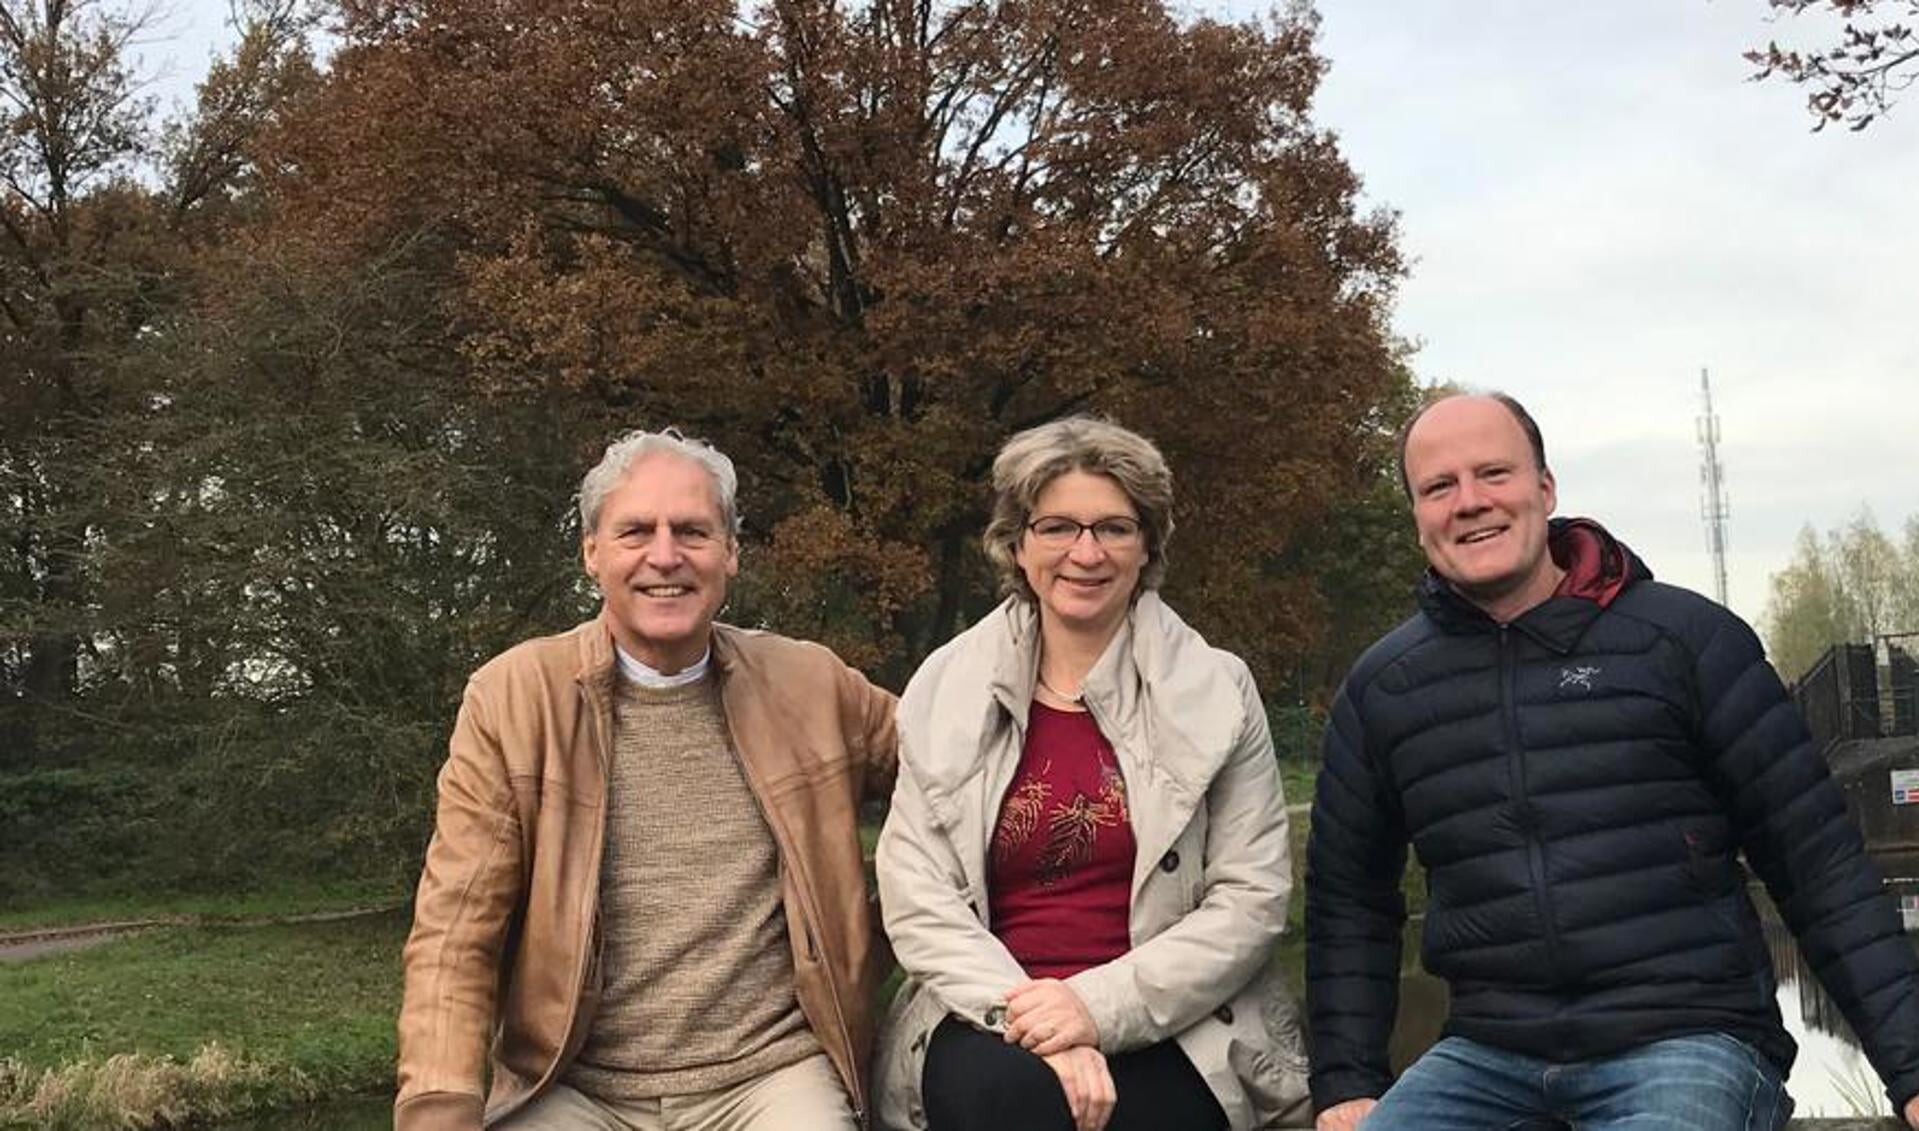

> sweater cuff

[{"left": 394, "top": 1090, "right": 484, "bottom": 1131}]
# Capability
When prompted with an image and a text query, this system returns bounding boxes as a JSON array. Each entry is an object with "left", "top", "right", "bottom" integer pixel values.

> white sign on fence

[
  {"left": 1903, "top": 894, "right": 1919, "bottom": 933},
  {"left": 1894, "top": 768, "right": 1919, "bottom": 806}
]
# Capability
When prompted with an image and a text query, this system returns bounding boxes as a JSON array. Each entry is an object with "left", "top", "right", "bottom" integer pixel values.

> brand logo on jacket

[{"left": 1559, "top": 665, "right": 1601, "bottom": 693}]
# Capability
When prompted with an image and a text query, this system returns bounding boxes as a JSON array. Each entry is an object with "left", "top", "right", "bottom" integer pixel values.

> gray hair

[
  {"left": 577, "top": 427, "right": 741, "bottom": 538},
  {"left": 983, "top": 416, "right": 1174, "bottom": 601}
]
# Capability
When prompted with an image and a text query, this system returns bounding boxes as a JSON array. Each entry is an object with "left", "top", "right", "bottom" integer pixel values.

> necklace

[{"left": 1035, "top": 673, "right": 1084, "bottom": 704}]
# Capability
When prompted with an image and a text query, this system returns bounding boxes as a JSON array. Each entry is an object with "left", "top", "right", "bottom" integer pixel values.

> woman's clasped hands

[{"left": 1004, "top": 978, "right": 1113, "bottom": 1131}]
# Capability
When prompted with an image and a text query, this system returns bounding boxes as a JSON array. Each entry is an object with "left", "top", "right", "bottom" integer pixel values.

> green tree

[
  {"left": 1764, "top": 508, "right": 1919, "bottom": 681},
  {"left": 0, "top": 0, "right": 575, "bottom": 895},
  {"left": 0, "top": 0, "right": 160, "bottom": 760},
  {"left": 1766, "top": 526, "right": 1850, "bottom": 681}
]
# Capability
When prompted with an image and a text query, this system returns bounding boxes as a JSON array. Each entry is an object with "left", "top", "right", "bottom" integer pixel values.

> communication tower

[{"left": 1697, "top": 368, "right": 1731, "bottom": 607}]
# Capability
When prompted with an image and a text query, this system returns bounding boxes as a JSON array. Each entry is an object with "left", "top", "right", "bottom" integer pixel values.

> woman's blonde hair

[{"left": 982, "top": 416, "right": 1174, "bottom": 602}]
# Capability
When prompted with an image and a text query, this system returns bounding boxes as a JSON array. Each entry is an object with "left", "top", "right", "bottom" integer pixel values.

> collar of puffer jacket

[{"left": 1417, "top": 517, "right": 1652, "bottom": 653}]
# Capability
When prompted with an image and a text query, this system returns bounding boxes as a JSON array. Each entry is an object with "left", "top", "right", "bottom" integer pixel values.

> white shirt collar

[{"left": 615, "top": 644, "right": 711, "bottom": 688}]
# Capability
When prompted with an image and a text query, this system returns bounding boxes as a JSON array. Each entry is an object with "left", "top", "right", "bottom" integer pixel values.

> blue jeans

[{"left": 1362, "top": 1033, "right": 1792, "bottom": 1131}]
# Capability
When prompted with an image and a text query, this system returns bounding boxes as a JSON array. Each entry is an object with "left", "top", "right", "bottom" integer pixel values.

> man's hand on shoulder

[{"left": 1316, "top": 1097, "right": 1376, "bottom": 1130}]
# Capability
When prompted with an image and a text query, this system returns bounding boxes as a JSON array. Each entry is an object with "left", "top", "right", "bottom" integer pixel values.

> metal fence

[
  {"left": 1788, "top": 639, "right": 1919, "bottom": 855},
  {"left": 1792, "top": 643, "right": 1885, "bottom": 746}
]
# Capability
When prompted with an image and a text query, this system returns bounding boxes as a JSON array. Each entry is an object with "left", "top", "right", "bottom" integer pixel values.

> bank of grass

[
  {"left": 1278, "top": 756, "right": 1317, "bottom": 811},
  {"left": 0, "top": 910, "right": 407, "bottom": 1129}
]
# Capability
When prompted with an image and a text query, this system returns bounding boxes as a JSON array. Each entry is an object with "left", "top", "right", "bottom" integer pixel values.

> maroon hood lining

[{"left": 1551, "top": 518, "right": 1629, "bottom": 608}]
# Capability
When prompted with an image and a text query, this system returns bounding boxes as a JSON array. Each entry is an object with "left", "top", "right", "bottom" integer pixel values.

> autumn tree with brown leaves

[
  {"left": 1748, "top": 0, "right": 1919, "bottom": 130},
  {"left": 266, "top": 0, "right": 1410, "bottom": 685},
  {"left": 4, "top": 0, "right": 1427, "bottom": 898}
]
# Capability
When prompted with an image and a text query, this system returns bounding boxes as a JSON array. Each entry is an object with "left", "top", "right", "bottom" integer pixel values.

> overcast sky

[
  {"left": 1204, "top": 0, "right": 1919, "bottom": 634},
  {"left": 147, "top": 2, "right": 1917, "bottom": 637}
]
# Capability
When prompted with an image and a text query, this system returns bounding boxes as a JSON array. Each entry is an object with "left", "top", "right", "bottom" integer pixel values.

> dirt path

[
  {"left": 0, "top": 927, "right": 133, "bottom": 962},
  {"left": 0, "top": 904, "right": 405, "bottom": 964}
]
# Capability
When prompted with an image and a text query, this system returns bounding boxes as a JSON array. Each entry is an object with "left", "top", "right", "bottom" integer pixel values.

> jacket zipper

[
  {"left": 1501, "top": 626, "right": 1561, "bottom": 981},
  {"left": 717, "top": 699, "right": 867, "bottom": 1127},
  {"left": 778, "top": 829, "right": 864, "bottom": 1125}
]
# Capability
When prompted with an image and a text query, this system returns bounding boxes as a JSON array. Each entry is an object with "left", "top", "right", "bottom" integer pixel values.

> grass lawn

[
  {"left": 1278, "top": 757, "right": 1318, "bottom": 810},
  {"left": 0, "top": 910, "right": 407, "bottom": 1129},
  {"left": 1, "top": 756, "right": 1399, "bottom": 1129}
]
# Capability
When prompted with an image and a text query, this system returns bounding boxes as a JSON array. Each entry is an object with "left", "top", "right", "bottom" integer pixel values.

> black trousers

[{"left": 921, "top": 1016, "right": 1227, "bottom": 1131}]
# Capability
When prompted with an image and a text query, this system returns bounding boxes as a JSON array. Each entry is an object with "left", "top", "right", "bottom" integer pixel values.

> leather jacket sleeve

[
  {"left": 394, "top": 679, "right": 527, "bottom": 1131},
  {"left": 837, "top": 659, "right": 899, "bottom": 805}
]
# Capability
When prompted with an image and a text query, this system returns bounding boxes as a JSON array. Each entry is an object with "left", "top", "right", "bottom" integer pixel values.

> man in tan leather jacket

[{"left": 395, "top": 428, "right": 897, "bottom": 1131}]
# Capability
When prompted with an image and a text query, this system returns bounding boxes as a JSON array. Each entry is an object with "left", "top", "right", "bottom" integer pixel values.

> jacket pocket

[
  {"left": 1224, "top": 966, "right": 1312, "bottom": 1128},
  {"left": 1679, "top": 820, "right": 1737, "bottom": 897},
  {"left": 1679, "top": 823, "right": 1772, "bottom": 998}
]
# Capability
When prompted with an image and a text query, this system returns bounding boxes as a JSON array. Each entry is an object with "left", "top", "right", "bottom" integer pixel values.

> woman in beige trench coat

[{"left": 872, "top": 418, "right": 1311, "bottom": 1131}]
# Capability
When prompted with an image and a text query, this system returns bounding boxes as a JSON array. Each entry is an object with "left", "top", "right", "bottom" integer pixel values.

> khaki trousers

[{"left": 493, "top": 1054, "right": 858, "bottom": 1131}]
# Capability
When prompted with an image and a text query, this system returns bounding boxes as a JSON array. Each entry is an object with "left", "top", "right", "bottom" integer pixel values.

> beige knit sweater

[{"left": 564, "top": 676, "right": 819, "bottom": 1100}]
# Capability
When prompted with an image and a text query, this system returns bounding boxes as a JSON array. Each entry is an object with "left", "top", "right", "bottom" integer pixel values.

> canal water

[{"left": 1389, "top": 878, "right": 1919, "bottom": 1120}]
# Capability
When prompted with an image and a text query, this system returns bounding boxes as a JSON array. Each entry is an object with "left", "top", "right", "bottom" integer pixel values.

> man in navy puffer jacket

[{"left": 1306, "top": 393, "right": 1919, "bottom": 1131}]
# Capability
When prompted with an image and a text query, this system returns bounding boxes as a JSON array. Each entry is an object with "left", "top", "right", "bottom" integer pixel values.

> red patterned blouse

[{"left": 988, "top": 701, "right": 1137, "bottom": 979}]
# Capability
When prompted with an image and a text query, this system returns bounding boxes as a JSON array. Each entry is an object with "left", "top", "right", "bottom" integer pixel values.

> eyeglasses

[{"left": 1024, "top": 515, "right": 1144, "bottom": 550}]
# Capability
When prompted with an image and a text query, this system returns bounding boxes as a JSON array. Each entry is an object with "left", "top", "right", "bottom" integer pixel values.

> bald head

[
  {"left": 1398, "top": 392, "right": 1547, "bottom": 499},
  {"left": 1401, "top": 393, "right": 1563, "bottom": 622}
]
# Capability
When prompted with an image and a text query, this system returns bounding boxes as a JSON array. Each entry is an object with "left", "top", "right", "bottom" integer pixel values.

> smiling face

[
  {"left": 1404, "top": 395, "right": 1562, "bottom": 622},
  {"left": 1015, "top": 470, "right": 1147, "bottom": 637},
  {"left": 581, "top": 452, "right": 739, "bottom": 673}
]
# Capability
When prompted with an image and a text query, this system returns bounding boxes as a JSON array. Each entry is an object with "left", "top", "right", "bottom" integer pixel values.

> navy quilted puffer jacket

[{"left": 1305, "top": 519, "right": 1919, "bottom": 1114}]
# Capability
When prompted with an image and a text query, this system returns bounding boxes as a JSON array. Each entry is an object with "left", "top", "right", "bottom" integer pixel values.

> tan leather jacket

[{"left": 394, "top": 617, "right": 897, "bottom": 1130}]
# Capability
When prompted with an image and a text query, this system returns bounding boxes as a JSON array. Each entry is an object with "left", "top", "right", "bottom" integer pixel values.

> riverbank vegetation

[{"left": 0, "top": 911, "right": 406, "bottom": 1130}]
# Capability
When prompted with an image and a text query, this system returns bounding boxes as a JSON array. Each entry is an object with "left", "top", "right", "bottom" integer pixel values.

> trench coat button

[
  {"left": 1159, "top": 850, "right": 1180, "bottom": 873},
  {"left": 984, "top": 1004, "right": 1006, "bottom": 1027},
  {"left": 1214, "top": 1005, "right": 1234, "bottom": 1024}
]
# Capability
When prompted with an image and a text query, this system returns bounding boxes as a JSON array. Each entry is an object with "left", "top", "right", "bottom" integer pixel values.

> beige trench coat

[{"left": 871, "top": 593, "right": 1311, "bottom": 1129}]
